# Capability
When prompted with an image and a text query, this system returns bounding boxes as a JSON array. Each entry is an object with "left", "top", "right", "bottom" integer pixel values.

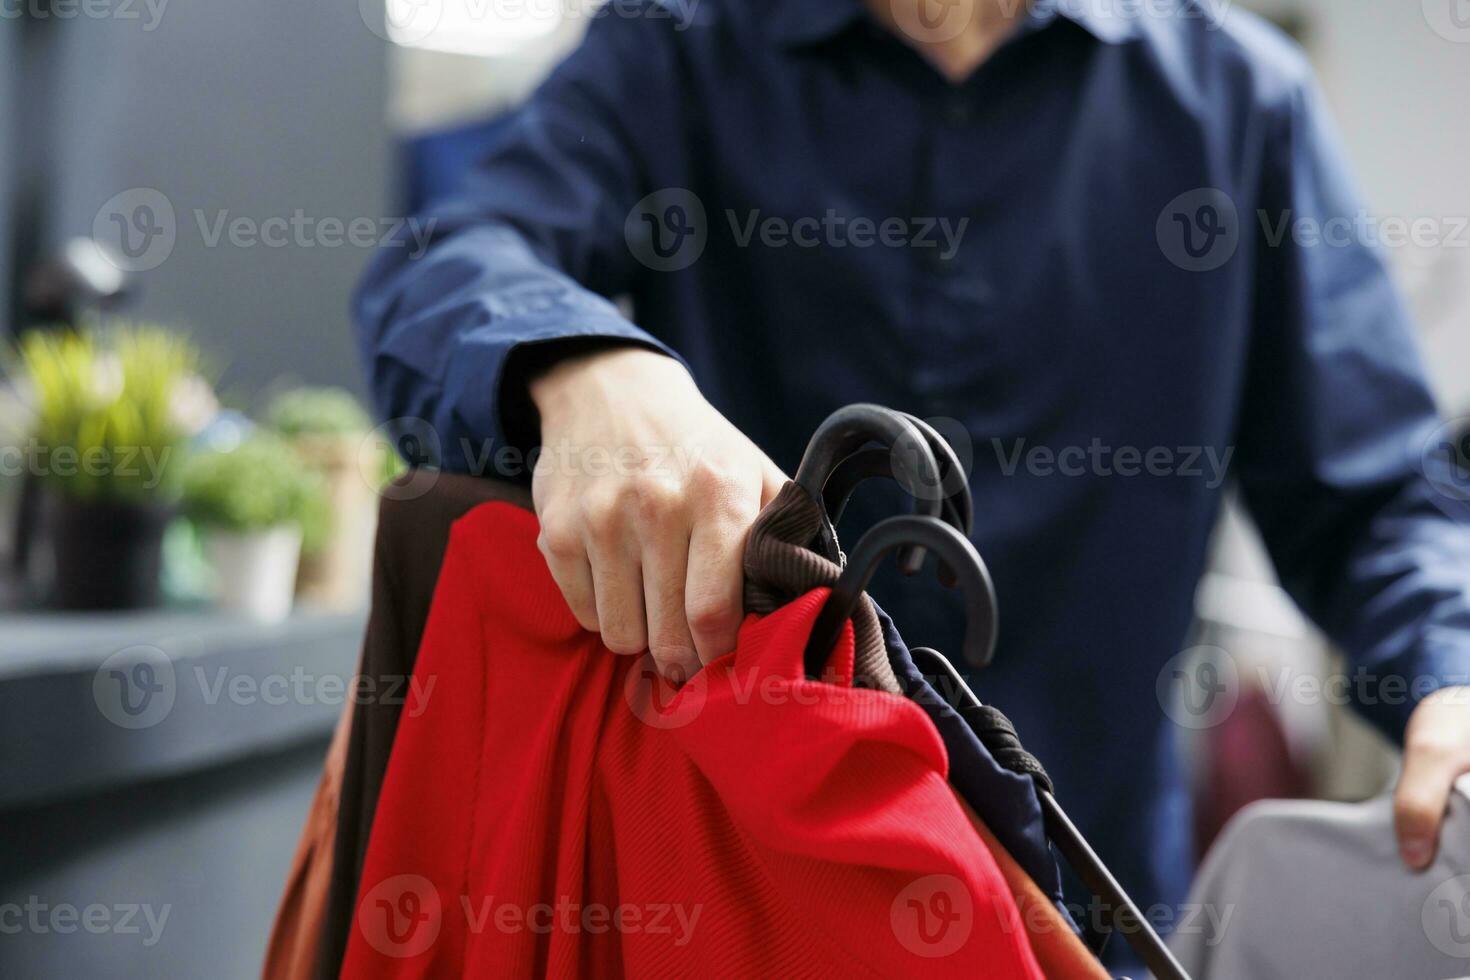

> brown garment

[
  {"left": 260, "top": 700, "right": 354, "bottom": 980},
  {"left": 742, "top": 481, "right": 900, "bottom": 693},
  {"left": 314, "top": 473, "right": 531, "bottom": 980}
]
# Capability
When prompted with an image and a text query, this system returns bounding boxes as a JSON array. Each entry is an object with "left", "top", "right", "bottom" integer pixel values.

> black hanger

[
  {"left": 803, "top": 514, "right": 998, "bottom": 678},
  {"left": 801, "top": 405, "right": 1192, "bottom": 979},
  {"left": 794, "top": 404, "right": 944, "bottom": 576},
  {"left": 821, "top": 412, "right": 973, "bottom": 537},
  {"left": 819, "top": 413, "right": 972, "bottom": 589},
  {"left": 817, "top": 507, "right": 1188, "bottom": 978}
]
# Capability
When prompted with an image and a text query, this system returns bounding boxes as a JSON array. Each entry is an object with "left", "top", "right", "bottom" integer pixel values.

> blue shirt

[{"left": 356, "top": 0, "right": 1470, "bottom": 951}]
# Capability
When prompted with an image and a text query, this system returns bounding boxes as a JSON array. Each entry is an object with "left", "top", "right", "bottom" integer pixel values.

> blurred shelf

[{"left": 0, "top": 607, "right": 365, "bottom": 812}]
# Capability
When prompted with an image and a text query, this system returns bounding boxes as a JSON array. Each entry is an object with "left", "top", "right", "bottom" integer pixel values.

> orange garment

[
  {"left": 954, "top": 794, "right": 1109, "bottom": 979},
  {"left": 262, "top": 698, "right": 354, "bottom": 980}
]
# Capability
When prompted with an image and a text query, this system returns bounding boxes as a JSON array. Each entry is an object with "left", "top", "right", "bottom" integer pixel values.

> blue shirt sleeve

[
  {"left": 1235, "top": 72, "right": 1470, "bottom": 740},
  {"left": 352, "top": 11, "right": 685, "bottom": 475}
]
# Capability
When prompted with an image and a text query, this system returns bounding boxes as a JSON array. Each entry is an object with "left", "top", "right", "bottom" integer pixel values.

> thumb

[{"left": 1395, "top": 741, "right": 1460, "bottom": 869}]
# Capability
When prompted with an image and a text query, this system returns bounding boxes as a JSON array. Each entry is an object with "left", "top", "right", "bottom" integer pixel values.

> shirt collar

[
  {"left": 1029, "top": 0, "right": 1141, "bottom": 44},
  {"left": 768, "top": 0, "right": 1140, "bottom": 50}
]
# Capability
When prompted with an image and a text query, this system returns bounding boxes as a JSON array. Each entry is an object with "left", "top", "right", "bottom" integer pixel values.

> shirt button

[{"left": 943, "top": 99, "right": 974, "bottom": 127}]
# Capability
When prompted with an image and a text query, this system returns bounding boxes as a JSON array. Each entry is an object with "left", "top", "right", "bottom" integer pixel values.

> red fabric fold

[{"left": 341, "top": 502, "right": 1043, "bottom": 979}]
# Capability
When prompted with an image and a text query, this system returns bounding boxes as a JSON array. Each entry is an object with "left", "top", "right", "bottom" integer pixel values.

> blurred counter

[
  {"left": 0, "top": 608, "right": 364, "bottom": 979},
  {"left": 0, "top": 608, "right": 362, "bottom": 809}
]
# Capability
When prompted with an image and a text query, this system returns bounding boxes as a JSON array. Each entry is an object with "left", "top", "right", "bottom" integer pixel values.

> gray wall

[
  {"left": 0, "top": 21, "right": 16, "bottom": 333},
  {"left": 30, "top": 0, "right": 392, "bottom": 398}
]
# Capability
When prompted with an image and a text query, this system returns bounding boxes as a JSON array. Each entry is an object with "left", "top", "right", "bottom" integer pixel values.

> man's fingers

[
  {"left": 535, "top": 409, "right": 786, "bottom": 674},
  {"left": 537, "top": 522, "right": 599, "bottom": 632},
  {"left": 586, "top": 532, "right": 648, "bottom": 656},
  {"left": 685, "top": 512, "right": 752, "bottom": 666},
  {"left": 640, "top": 522, "right": 700, "bottom": 683},
  {"left": 1394, "top": 737, "right": 1460, "bottom": 869}
]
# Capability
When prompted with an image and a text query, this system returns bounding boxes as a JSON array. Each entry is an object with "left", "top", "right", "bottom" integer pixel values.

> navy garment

[
  {"left": 875, "top": 601, "right": 1064, "bottom": 914},
  {"left": 354, "top": 0, "right": 1470, "bottom": 942},
  {"left": 401, "top": 114, "right": 514, "bottom": 216}
]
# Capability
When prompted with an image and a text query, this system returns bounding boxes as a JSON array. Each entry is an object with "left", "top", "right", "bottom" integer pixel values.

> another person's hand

[
  {"left": 1394, "top": 685, "right": 1470, "bottom": 868},
  {"left": 529, "top": 347, "right": 786, "bottom": 682}
]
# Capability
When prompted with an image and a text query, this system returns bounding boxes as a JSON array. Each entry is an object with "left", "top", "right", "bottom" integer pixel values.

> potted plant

[
  {"left": 267, "top": 386, "right": 378, "bottom": 609},
  {"left": 181, "top": 432, "right": 326, "bottom": 622},
  {"left": 16, "top": 325, "right": 212, "bottom": 609}
]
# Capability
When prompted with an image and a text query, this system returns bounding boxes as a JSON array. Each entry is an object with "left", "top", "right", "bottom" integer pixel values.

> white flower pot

[{"left": 204, "top": 525, "right": 303, "bottom": 622}]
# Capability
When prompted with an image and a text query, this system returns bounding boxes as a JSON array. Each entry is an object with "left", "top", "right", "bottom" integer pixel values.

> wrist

[{"left": 531, "top": 346, "right": 692, "bottom": 426}]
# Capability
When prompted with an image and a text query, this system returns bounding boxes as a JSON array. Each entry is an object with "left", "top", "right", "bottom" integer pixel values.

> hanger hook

[
  {"left": 803, "top": 514, "right": 998, "bottom": 679},
  {"left": 794, "top": 404, "right": 944, "bottom": 575}
]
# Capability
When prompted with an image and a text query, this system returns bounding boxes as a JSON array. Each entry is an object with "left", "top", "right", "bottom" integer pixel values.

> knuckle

[
  {"left": 580, "top": 488, "right": 627, "bottom": 540},
  {"left": 704, "top": 480, "right": 761, "bottom": 526},
  {"left": 633, "top": 475, "right": 683, "bottom": 526},
  {"left": 688, "top": 458, "right": 739, "bottom": 498},
  {"left": 687, "top": 594, "right": 740, "bottom": 638},
  {"left": 596, "top": 600, "right": 645, "bottom": 656},
  {"left": 649, "top": 635, "right": 695, "bottom": 668},
  {"left": 536, "top": 523, "right": 583, "bottom": 562},
  {"left": 1415, "top": 731, "right": 1464, "bottom": 759}
]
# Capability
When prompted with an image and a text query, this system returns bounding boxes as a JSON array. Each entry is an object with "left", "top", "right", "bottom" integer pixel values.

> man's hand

[
  {"left": 1395, "top": 686, "right": 1470, "bottom": 868},
  {"left": 529, "top": 347, "right": 786, "bottom": 682}
]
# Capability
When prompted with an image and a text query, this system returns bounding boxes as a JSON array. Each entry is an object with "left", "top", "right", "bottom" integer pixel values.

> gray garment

[{"left": 1169, "top": 777, "right": 1470, "bottom": 980}]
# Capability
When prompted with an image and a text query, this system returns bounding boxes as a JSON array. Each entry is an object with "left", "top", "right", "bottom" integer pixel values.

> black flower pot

[{"left": 49, "top": 493, "right": 175, "bottom": 610}]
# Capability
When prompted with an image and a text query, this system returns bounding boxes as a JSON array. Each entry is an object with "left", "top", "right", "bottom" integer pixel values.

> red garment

[{"left": 342, "top": 502, "right": 1044, "bottom": 979}]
